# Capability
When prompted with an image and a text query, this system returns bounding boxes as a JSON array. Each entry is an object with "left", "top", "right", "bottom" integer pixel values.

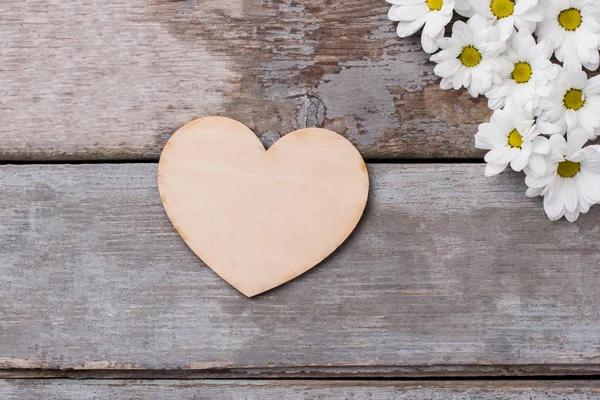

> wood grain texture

[
  {"left": 3, "top": 380, "right": 600, "bottom": 399},
  {"left": 0, "top": 0, "right": 493, "bottom": 161},
  {"left": 1, "top": 164, "right": 600, "bottom": 376},
  {"left": 158, "top": 117, "right": 369, "bottom": 297}
]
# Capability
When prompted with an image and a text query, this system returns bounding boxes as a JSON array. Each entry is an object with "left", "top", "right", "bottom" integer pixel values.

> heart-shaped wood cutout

[{"left": 158, "top": 117, "right": 369, "bottom": 297}]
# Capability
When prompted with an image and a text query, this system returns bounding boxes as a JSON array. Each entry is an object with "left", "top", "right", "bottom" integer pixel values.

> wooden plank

[
  {"left": 1, "top": 164, "right": 600, "bottom": 377},
  {"left": 0, "top": 0, "right": 492, "bottom": 161},
  {"left": 3, "top": 380, "right": 600, "bottom": 399}
]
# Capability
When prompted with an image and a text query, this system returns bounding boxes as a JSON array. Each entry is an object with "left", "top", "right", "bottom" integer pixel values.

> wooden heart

[{"left": 158, "top": 117, "right": 369, "bottom": 297}]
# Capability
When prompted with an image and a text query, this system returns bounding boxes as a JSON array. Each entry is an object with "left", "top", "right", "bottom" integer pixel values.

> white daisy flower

[
  {"left": 536, "top": 0, "right": 600, "bottom": 71},
  {"left": 469, "top": 0, "right": 544, "bottom": 40},
  {"left": 486, "top": 29, "right": 561, "bottom": 115},
  {"left": 525, "top": 133, "right": 600, "bottom": 222},
  {"left": 539, "top": 68, "right": 600, "bottom": 141},
  {"left": 430, "top": 15, "right": 512, "bottom": 97},
  {"left": 475, "top": 106, "right": 556, "bottom": 177},
  {"left": 387, "top": 0, "right": 455, "bottom": 54},
  {"left": 455, "top": 0, "right": 475, "bottom": 17}
]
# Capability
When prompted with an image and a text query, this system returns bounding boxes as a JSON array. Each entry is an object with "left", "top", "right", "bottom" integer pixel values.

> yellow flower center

[
  {"left": 512, "top": 62, "right": 532, "bottom": 84},
  {"left": 427, "top": 0, "right": 443, "bottom": 11},
  {"left": 490, "top": 0, "right": 515, "bottom": 19},
  {"left": 557, "top": 160, "right": 581, "bottom": 178},
  {"left": 558, "top": 8, "right": 582, "bottom": 31},
  {"left": 459, "top": 46, "right": 482, "bottom": 68},
  {"left": 563, "top": 89, "right": 585, "bottom": 110},
  {"left": 508, "top": 129, "right": 523, "bottom": 149}
]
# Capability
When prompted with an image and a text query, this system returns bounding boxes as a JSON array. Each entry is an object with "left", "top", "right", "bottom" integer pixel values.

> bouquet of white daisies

[{"left": 387, "top": 0, "right": 600, "bottom": 222}]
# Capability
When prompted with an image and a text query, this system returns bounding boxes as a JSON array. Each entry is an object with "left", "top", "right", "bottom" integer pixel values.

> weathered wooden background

[
  {"left": 2, "top": 0, "right": 600, "bottom": 399},
  {"left": 0, "top": 0, "right": 494, "bottom": 161},
  {"left": 4, "top": 380, "right": 600, "bottom": 399}
]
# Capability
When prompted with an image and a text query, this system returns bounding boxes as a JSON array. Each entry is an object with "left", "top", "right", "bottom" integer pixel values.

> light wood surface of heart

[{"left": 158, "top": 117, "right": 369, "bottom": 297}]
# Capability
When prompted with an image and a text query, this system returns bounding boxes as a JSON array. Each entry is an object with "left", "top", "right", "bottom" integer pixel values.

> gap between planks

[
  {"left": 0, "top": 159, "right": 487, "bottom": 165},
  {"left": 4, "top": 366, "right": 600, "bottom": 380}
]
